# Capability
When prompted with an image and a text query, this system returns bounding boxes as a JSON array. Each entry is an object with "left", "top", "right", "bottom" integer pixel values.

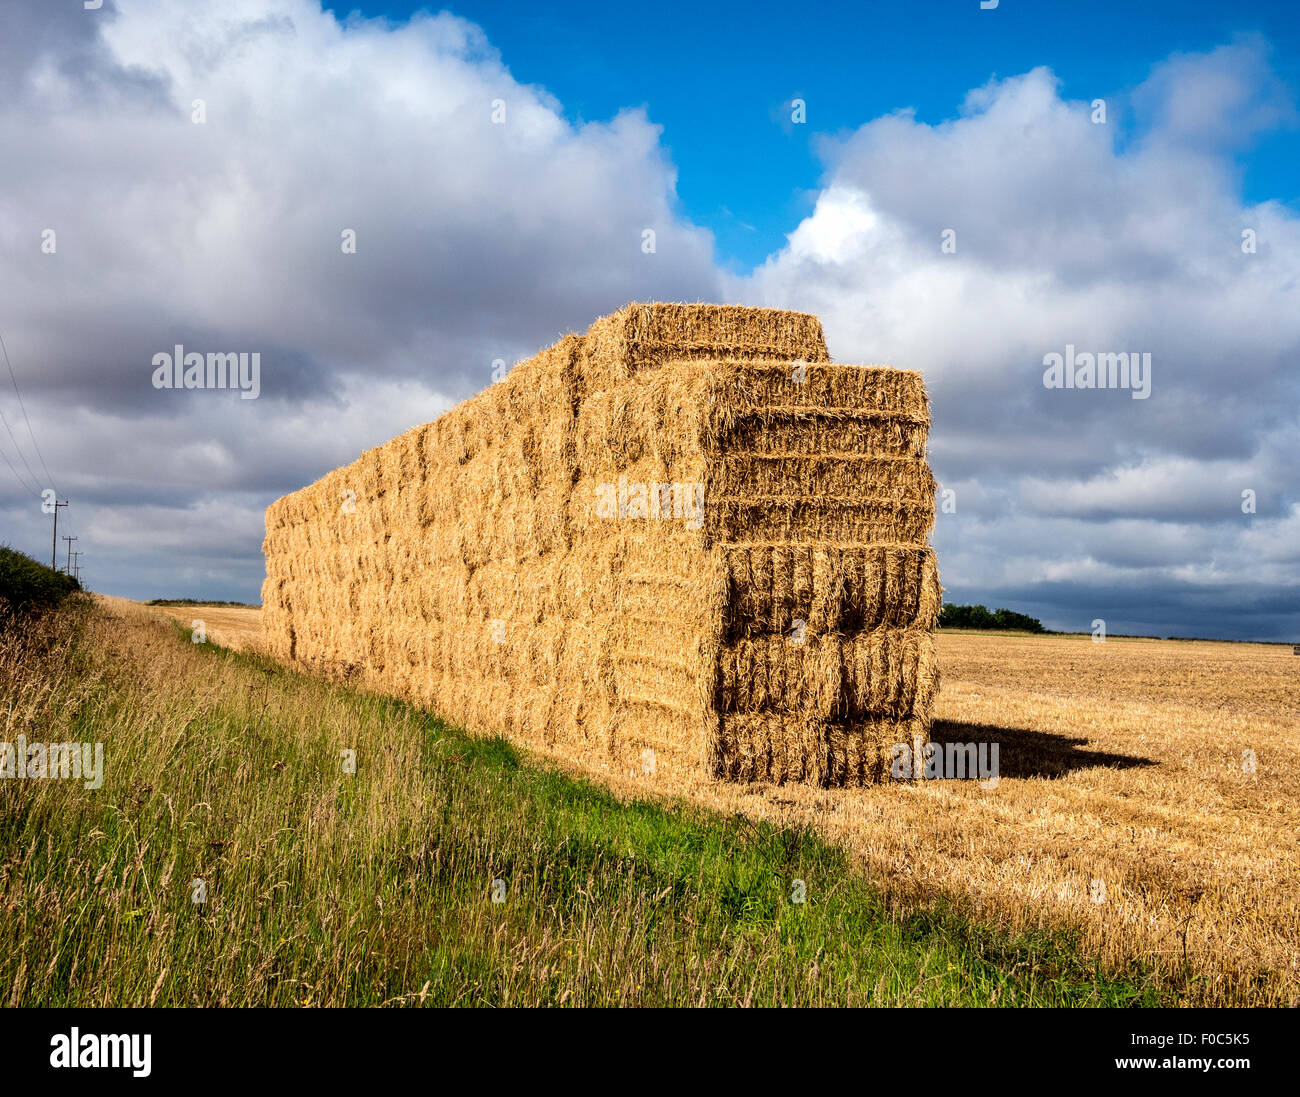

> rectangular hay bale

[{"left": 262, "top": 303, "right": 940, "bottom": 787}]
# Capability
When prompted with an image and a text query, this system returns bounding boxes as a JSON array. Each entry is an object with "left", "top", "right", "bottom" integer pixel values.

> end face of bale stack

[{"left": 263, "top": 302, "right": 940, "bottom": 788}]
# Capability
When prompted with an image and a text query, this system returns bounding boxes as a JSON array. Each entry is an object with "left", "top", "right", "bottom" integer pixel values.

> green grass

[{"left": 0, "top": 601, "right": 1168, "bottom": 1006}]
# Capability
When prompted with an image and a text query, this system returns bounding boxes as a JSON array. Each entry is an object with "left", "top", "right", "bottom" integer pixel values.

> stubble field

[{"left": 145, "top": 600, "right": 1300, "bottom": 1004}]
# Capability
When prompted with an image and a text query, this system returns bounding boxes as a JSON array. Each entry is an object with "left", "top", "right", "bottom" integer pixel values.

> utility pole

[
  {"left": 69, "top": 550, "right": 82, "bottom": 580},
  {"left": 50, "top": 498, "right": 68, "bottom": 569},
  {"left": 62, "top": 534, "right": 77, "bottom": 574}
]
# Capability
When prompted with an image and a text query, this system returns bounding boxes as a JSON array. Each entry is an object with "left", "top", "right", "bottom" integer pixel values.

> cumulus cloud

[
  {"left": 735, "top": 39, "right": 1300, "bottom": 638},
  {"left": 0, "top": 0, "right": 721, "bottom": 597}
]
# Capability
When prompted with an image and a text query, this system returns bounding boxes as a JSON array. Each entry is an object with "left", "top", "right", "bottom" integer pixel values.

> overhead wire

[{"left": 0, "top": 329, "right": 54, "bottom": 494}]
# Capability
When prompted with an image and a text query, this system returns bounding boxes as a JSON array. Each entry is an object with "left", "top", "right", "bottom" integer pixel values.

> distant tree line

[
  {"left": 938, "top": 603, "right": 1046, "bottom": 633},
  {"left": 146, "top": 598, "right": 260, "bottom": 608}
]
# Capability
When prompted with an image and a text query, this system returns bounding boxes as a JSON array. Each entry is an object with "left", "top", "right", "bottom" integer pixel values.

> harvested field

[
  {"left": 682, "top": 629, "right": 1300, "bottom": 1006},
  {"left": 150, "top": 601, "right": 263, "bottom": 654},
  {"left": 262, "top": 303, "right": 938, "bottom": 787},
  {"left": 137, "top": 597, "right": 1300, "bottom": 1003}
]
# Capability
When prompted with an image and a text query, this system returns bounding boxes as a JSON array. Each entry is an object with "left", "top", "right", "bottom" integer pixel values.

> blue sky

[{"left": 327, "top": 0, "right": 1300, "bottom": 267}]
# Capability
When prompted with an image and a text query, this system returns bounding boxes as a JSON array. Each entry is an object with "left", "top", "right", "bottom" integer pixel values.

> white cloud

[
  {"left": 733, "top": 40, "right": 1300, "bottom": 637},
  {"left": 0, "top": 0, "right": 722, "bottom": 598}
]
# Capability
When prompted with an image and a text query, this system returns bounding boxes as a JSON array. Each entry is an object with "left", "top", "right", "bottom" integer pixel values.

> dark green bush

[{"left": 0, "top": 544, "right": 81, "bottom": 614}]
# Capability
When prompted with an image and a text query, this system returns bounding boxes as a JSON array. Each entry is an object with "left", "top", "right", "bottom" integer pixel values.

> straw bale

[
  {"left": 579, "top": 302, "right": 829, "bottom": 393},
  {"left": 262, "top": 303, "right": 940, "bottom": 787}
]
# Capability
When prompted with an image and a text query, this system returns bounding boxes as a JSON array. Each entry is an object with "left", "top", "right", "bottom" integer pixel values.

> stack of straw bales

[{"left": 263, "top": 303, "right": 939, "bottom": 786}]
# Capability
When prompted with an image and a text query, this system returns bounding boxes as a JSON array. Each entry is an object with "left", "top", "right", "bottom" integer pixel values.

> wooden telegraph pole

[{"left": 50, "top": 498, "right": 68, "bottom": 569}]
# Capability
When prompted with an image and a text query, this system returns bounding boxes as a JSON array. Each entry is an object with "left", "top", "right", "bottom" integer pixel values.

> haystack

[{"left": 263, "top": 303, "right": 939, "bottom": 786}]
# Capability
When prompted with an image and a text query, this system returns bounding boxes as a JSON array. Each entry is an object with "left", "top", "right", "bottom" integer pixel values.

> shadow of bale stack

[{"left": 263, "top": 302, "right": 939, "bottom": 786}]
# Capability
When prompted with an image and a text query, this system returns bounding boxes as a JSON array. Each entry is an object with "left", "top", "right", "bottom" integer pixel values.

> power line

[
  {"left": 0, "top": 431, "right": 39, "bottom": 497},
  {"left": 0, "top": 399, "right": 40, "bottom": 496},
  {"left": 0, "top": 329, "right": 55, "bottom": 493}
]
